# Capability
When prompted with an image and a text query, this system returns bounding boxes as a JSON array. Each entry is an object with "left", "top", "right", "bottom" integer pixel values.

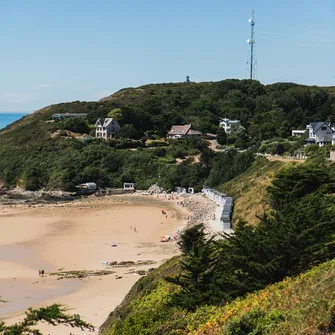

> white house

[
  {"left": 219, "top": 118, "right": 241, "bottom": 133},
  {"left": 94, "top": 118, "right": 120, "bottom": 139},
  {"left": 306, "top": 122, "right": 333, "bottom": 146}
]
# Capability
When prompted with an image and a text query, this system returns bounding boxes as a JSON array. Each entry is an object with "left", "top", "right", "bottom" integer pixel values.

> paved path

[{"left": 207, "top": 204, "right": 224, "bottom": 233}]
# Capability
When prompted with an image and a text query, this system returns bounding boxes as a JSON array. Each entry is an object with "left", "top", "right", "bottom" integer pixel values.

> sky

[{"left": 0, "top": 0, "right": 334, "bottom": 112}]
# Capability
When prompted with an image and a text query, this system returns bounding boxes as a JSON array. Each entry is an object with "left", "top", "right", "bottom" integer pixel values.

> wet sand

[{"left": 0, "top": 195, "right": 189, "bottom": 334}]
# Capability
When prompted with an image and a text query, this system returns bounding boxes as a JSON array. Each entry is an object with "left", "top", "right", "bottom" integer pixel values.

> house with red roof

[{"left": 166, "top": 124, "right": 202, "bottom": 139}]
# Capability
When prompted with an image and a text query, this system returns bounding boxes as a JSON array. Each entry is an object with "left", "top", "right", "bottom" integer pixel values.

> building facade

[
  {"left": 94, "top": 118, "right": 120, "bottom": 139},
  {"left": 219, "top": 118, "right": 241, "bottom": 133},
  {"left": 306, "top": 122, "right": 333, "bottom": 146}
]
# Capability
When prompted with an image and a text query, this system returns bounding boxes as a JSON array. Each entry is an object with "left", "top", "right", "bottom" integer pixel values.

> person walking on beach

[{"left": 41, "top": 269, "right": 45, "bottom": 277}]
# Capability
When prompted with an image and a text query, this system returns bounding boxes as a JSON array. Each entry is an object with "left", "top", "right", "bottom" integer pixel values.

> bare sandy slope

[{"left": 0, "top": 195, "right": 189, "bottom": 334}]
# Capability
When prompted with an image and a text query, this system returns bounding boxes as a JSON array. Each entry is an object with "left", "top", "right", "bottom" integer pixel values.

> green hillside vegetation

[
  {"left": 186, "top": 259, "right": 335, "bottom": 335},
  {"left": 100, "top": 160, "right": 335, "bottom": 335},
  {"left": 101, "top": 258, "right": 335, "bottom": 335},
  {"left": 217, "top": 156, "right": 306, "bottom": 226},
  {"left": 0, "top": 131, "right": 254, "bottom": 191},
  {"left": 217, "top": 156, "right": 286, "bottom": 225},
  {"left": 1, "top": 80, "right": 334, "bottom": 191}
]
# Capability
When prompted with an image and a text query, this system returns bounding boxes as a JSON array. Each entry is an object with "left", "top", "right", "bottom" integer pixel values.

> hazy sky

[{"left": 0, "top": 0, "right": 334, "bottom": 112}]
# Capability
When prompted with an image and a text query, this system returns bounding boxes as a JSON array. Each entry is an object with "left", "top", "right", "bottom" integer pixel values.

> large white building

[
  {"left": 306, "top": 122, "right": 333, "bottom": 146},
  {"left": 94, "top": 118, "right": 120, "bottom": 139},
  {"left": 219, "top": 118, "right": 241, "bottom": 133}
]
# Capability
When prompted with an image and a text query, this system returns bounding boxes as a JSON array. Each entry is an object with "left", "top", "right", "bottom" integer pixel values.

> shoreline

[
  {"left": 0, "top": 195, "right": 190, "bottom": 334},
  {"left": 0, "top": 193, "right": 220, "bottom": 334}
]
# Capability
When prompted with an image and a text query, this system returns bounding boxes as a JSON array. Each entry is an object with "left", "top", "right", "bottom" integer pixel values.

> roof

[
  {"left": 219, "top": 118, "right": 240, "bottom": 124},
  {"left": 167, "top": 124, "right": 191, "bottom": 136},
  {"left": 309, "top": 121, "right": 330, "bottom": 133},
  {"left": 292, "top": 129, "right": 306, "bottom": 133},
  {"left": 94, "top": 118, "right": 117, "bottom": 128},
  {"left": 52, "top": 113, "right": 87, "bottom": 117},
  {"left": 188, "top": 129, "right": 202, "bottom": 135}
]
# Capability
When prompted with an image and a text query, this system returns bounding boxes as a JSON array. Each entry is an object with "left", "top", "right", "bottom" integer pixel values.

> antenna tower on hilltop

[{"left": 246, "top": 10, "right": 256, "bottom": 80}]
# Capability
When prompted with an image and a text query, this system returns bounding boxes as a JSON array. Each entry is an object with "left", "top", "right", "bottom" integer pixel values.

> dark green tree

[
  {"left": 216, "top": 127, "right": 227, "bottom": 145},
  {"left": 166, "top": 224, "right": 221, "bottom": 309},
  {"left": 0, "top": 304, "right": 93, "bottom": 334},
  {"left": 64, "top": 117, "right": 90, "bottom": 134},
  {"left": 115, "top": 124, "right": 141, "bottom": 140}
]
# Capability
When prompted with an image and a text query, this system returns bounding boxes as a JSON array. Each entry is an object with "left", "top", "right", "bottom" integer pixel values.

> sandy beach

[{"left": 0, "top": 195, "right": 190, "bottom": 334}]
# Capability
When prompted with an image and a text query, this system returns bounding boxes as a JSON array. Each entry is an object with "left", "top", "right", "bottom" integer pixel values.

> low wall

[{"left": 202, "top": 187, "right": 234, "bottom": 230}]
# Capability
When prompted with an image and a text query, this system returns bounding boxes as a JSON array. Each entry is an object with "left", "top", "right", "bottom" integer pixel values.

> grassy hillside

[
  {"left": 100, "top": 257, "right": 335, "bottom": 335},
  {"left": 187, "top": 258, "right": 335, "bottom": 335},
  {"left": 100, "top": 256, "right": 182, "bottom": 335},
  {"left": 217, "top": 156, "right": 299, "bottom": 226}
]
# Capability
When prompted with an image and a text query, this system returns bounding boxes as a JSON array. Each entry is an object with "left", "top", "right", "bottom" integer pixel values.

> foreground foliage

[
  {"left": 101, "top": 258, "right": 335, "bottom": 335},
  {"left": 0, "top": 304, "right": 93, "bottom": 335},
  {"left": 189, "top": 259, "right": 335, "bottom": 335}
]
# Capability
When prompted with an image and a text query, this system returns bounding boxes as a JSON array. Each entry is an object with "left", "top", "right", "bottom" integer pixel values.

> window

[{"left": 322, "top": 126, "right": 327, "bottom": 130}]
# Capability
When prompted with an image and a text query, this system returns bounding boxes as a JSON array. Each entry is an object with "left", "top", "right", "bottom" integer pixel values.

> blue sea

[{"left": 0, "top": 112, "right": 29, "bottom": 130}]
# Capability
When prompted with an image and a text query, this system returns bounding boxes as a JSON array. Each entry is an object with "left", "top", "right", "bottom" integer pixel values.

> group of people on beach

[{"left": 38, "top": 269, "right": 45, "bottom": 277}]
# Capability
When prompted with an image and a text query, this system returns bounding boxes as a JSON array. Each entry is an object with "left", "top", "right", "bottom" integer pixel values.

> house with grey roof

[
  {"left": 305, "top": 121, "right": 333, "bottom": 146},
  {"left": 94, "top": 118, "right": 120, "bottom": 139}
]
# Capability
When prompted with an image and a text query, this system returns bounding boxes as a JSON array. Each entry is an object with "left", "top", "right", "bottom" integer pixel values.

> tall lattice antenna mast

[{"left": 247, "top": 10, "right": 256, "bottom": 80}]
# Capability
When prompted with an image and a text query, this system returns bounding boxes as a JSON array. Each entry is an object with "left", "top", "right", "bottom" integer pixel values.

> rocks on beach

[
  {"left": 146, "top": 183, "right": 168, "bottom": 195},
  {"left": 178, "top": 194, "right": 218, "bottom": 235},
  {"left": 0, "top": 187, "right": 75, "bottom": 205}
]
